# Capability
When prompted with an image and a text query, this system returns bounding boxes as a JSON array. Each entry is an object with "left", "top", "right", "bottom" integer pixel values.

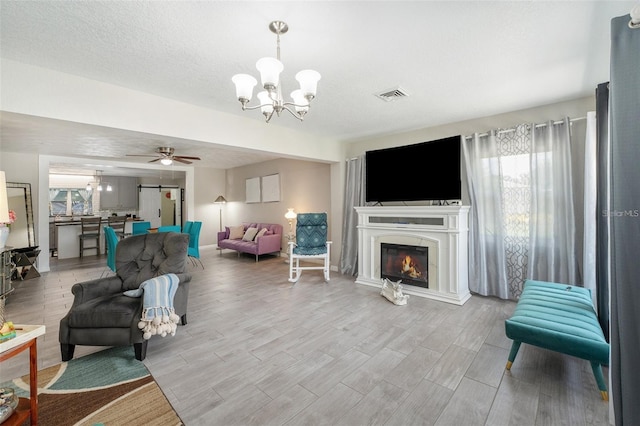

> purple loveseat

[{"left": 217, "top": 222, "right": 283, "bottom": 261}]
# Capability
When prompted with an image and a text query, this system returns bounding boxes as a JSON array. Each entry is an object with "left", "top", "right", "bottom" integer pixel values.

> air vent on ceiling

[{"left": 374, "top": 86, "right": 410, "bottom": 102}]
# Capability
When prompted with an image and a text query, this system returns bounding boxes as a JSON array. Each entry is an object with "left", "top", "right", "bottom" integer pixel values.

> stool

[
  {"left": 79, "top": 217, "right": 101, "bottom": 257},
  {"left": 108, "top": 215, "right": 127, "bottom": 239}
]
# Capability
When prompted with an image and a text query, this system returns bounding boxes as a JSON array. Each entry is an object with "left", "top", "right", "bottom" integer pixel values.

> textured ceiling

[{"left": 0, "top": 1, "right": 636, "bottom": 176}]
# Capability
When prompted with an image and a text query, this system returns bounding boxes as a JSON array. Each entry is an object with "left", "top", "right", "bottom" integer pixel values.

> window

[
  {"left": 49, "top": 188, "right": 93, "bottom": 215},
  {"left": 500, "top": 153, "right": 531, "bottom": 239},
  {"left": 465, "top": 120, "right": 577, "bottom": 299}
]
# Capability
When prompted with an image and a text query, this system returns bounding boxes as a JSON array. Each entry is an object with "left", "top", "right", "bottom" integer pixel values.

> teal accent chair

[
  {"left": 157, "top": 225, "right": 181, "bottom": 233},
  {"left": 185, "top": 221, "right": 203, "bottom": 269},
  {"left": 103, "top": 226, "right": 118, "bottom": 277},
  {"left": 131, "top": 221, "right": 151, "bottom": 235},
  {"left": 288, "top": 213, "right": 332, "bottom": 283}
]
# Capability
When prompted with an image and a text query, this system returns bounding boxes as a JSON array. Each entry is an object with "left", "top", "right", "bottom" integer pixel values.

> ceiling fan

[{"left": 126, "top": 147, "right": 201, "bottom": 165}]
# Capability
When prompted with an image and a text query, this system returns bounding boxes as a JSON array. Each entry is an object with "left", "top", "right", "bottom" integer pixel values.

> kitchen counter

[
  {"left": 50, "top": 216, "right": 144, "bottom": 225},
  {"left": 51, "top": 217, "right": 144, "bottom": 259}
]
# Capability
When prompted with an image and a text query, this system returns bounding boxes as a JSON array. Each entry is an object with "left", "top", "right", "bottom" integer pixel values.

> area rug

[{"left": 1, "top": 346, "right": 183, "bottom": 426}]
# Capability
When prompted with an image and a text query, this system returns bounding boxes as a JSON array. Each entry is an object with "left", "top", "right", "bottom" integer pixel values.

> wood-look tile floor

[{"left": 1, "top": 247, "right": 610, "bottom": 425}]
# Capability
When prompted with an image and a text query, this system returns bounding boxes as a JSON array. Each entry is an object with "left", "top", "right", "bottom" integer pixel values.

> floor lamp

[{"left": 214, "top": 195, "right": 227, "bottom": 234}]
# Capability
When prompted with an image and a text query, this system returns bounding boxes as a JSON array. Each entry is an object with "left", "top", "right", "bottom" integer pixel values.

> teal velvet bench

[{"left": 505, "top": 279, "right": 610, "bottom": 400}]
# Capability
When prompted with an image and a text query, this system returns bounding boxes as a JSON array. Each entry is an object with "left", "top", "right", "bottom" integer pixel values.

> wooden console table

[{"left": 0, "top": 324, "right": 45, "bottom": 426}]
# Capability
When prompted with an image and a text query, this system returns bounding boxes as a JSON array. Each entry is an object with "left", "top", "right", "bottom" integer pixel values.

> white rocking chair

[{"left": 288, "top": 213, "right": 332, "bottom": 283}]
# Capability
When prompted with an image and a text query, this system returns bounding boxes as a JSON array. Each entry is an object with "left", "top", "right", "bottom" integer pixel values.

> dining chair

[
  {"left": 186, "top": 221, "right": 203, "bottom": 269},
  {"left": 102, "top": 226, "right": 118, "bottom": 276},
  {"left": 108, "top": 215, "right": 127, "bottom": 239},
  {"left": 182, "top": 221, "right": 193, "bottom": 236},
  {"left": 131, "top": 221, "right": 151, "bottom": 235},
  {"left": 157, "top": 225, "right": 181, "bottom": 233},
  {"left": 79, "top": 216, "right": 102, "bottom": 257}
]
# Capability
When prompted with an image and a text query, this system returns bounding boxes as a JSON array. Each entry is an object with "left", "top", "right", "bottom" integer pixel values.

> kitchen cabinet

[{"left": 100, "top": 177, "right": 138, "bottom": 209}]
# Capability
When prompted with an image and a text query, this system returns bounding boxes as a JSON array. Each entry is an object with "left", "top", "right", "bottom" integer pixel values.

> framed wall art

[
  {"left": 245, "top": 177, "right": 261, "bottom": 203},
  {"left": 261, "top": 174, "right": 280, "bottom": 203}
]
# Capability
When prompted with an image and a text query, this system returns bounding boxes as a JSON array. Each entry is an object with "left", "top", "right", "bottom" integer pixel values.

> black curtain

[
  {"left": 595, "top": 82, "right": 609, "bottom": 342},
  {"left": 609, "top": 14, "right": 640, "bottom": 426}
]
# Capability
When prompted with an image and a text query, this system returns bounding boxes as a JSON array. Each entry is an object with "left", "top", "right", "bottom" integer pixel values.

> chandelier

[{"left": 232, "top": 21, "right": 321, "bottom": 123}]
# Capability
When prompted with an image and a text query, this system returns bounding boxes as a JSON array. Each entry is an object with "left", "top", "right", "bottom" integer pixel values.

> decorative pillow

[
  {"left": 242, "top": 227, "right": 259, "bottom": 241},
  {"left": 255, "top": 228, "right": 268, "bottom": 239},
  {"left": 229, "top": 225, "right": 245, "bottom": 240},
  {"left": 264, "top": 230, "right": 273, "bottom": 235}
]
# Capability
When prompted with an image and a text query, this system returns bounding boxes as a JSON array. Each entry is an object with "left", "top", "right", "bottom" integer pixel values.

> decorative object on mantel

[
  {"left": 380, "top": 278, "right": 410, "bottom": 306},
  {"left": 232, "top": 20, "right": 321, "bottom": 123}
]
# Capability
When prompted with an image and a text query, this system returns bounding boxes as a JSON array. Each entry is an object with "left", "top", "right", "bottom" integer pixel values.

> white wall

[
  {"left": 224, "top": 158, "right": 333, "bottom": 261},
  {"left": 193, "top": 167, "right": 226, "bottom": 246},
  {"left": 1, "top": 59, "right": 344, "bottom": 163},
  {"left": 346, "top": 97, "right": 595, "bottom": 157}
]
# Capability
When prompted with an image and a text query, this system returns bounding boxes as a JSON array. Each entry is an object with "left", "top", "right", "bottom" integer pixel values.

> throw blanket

[{"left": 124, "top": 273, "right": 181, "bottom": 340}]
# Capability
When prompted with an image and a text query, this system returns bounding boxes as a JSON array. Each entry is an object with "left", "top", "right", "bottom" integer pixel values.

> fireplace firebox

[{"left": 381, "top": 243, "right": 428, "bottom": 288}]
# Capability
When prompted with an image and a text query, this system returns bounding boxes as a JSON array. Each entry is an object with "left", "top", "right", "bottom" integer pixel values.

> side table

[{"left": 0, "top": 324, "right": 46, "bottom": 426}]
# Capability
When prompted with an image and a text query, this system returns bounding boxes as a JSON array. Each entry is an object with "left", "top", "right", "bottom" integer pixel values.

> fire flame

[{"left": 401, "top": 255, "right": 422, "bottom": 278}]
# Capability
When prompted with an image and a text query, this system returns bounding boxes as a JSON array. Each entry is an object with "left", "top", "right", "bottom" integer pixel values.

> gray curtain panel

[
  {"left": 595, "top": 82, "right": 610, "bottom": 342},
  {"left": 339, "top": 156, "right": 365, "bottom": 276},
  {"left": 609, "top": 14, "right": 640, "bottom": 426}
]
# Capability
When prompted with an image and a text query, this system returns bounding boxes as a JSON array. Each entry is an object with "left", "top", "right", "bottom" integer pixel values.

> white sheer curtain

[
  {"left": 464, "top": 120, "right": 578, "bottom": 299},
  {"left": 462, "top": 131, "right": 509, "bottom": 298},
  {"left": 582, "top": 111, "right": 597, "bottom": 307},
  {"left": 528, "top": 118, "right": 577, "bottom": 285}
]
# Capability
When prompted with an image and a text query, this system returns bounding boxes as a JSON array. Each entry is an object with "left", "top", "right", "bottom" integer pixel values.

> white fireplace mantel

[{"left": 355, "top": 205, "right": 471, "bottom": 305}]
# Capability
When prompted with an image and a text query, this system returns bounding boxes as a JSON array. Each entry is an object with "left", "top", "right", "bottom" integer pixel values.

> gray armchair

[{"left": 59, "top": 232, "right": 191, "bottom": 361}]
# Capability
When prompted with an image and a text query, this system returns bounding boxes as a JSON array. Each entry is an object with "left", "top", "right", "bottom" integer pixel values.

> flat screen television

[{"left": 365, "top": 135, "right": 461, "bottom": 203}]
